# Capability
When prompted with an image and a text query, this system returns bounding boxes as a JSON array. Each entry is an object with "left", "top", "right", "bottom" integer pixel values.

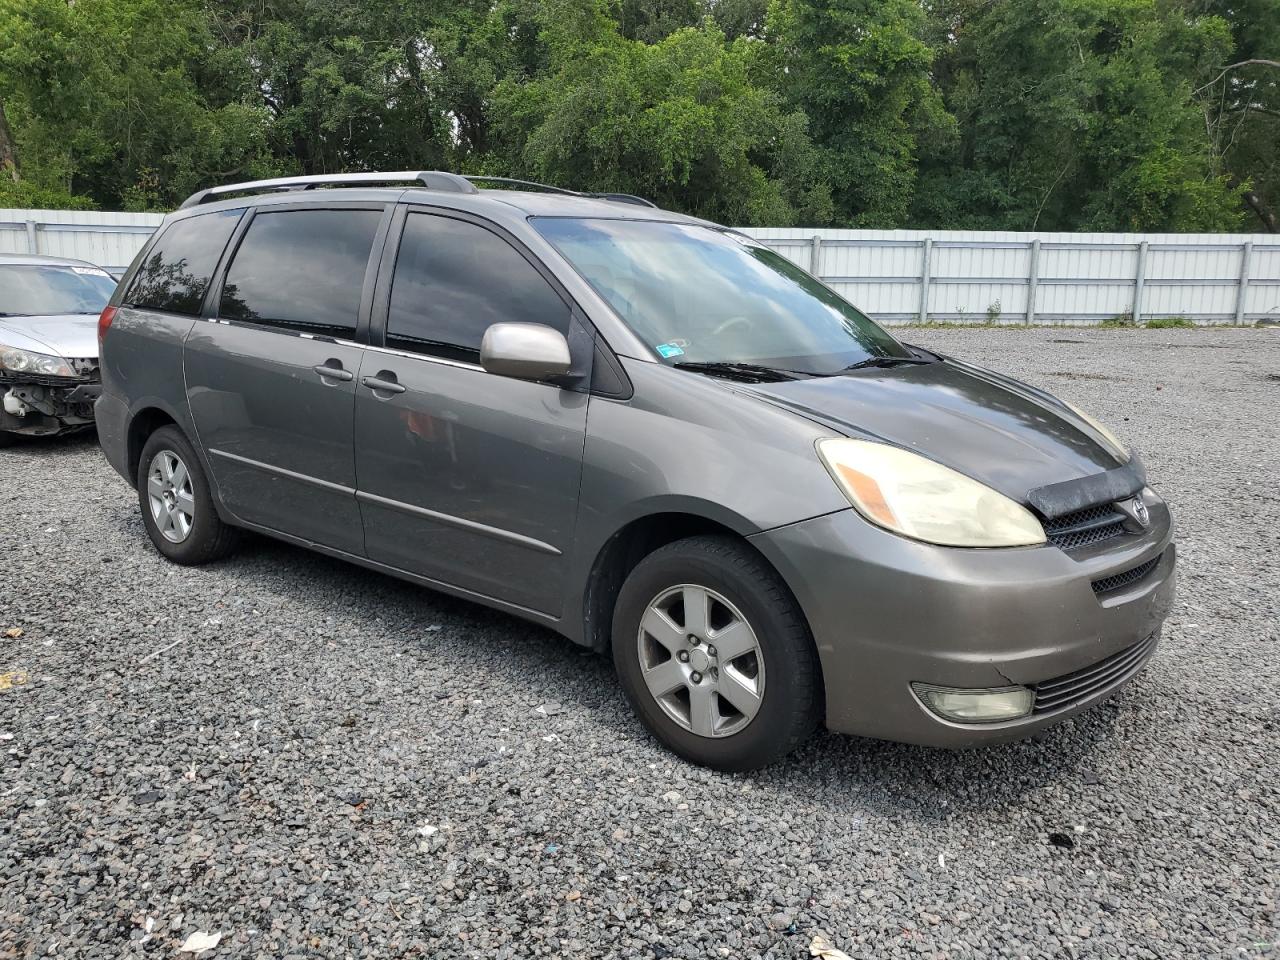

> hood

[
  {"left": 0, "top": 313, "right": 99, "bottom": 359},
  {"left": 739, "top": 358, "right": 1134, "bottom": 508}
]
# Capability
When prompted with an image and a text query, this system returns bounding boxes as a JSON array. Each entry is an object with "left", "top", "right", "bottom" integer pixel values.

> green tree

[
  {"left": 707, "top": 0, "right": 769, "bottom": 40},
  {"left": 915, "top": 0, "right": 1245, "bottom": 232},
  {"left": 0, "top": 0, "right": 1267, "bottom": 232},
  {"left": 619, "top": 0, "right": 701, "bottom": 42},
  {"left": 1191, "top": 0, "right": 1280, "bottom": 230},
  {"left": 492, "top": 3, "right": 832, "bottom": 224},
  {"left": 0, "top": 0, "right": 273, "bottom": 209},
  {"left": 200, "top": 0, "right": 458, "bottom": 175},
  {"left": 766, "top": 0, "right": 952, "bottom": 226}
]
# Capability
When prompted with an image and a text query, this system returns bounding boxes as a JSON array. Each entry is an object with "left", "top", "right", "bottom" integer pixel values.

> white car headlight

[
  {"left": 1060, "top": 400, "right": 1130, "bottom": 463},
  {"left": 817, "top": 438, "right": 1046, "bottom": 547},
  {"left": 0, "top": 344, "right": 74, "bottom": 378}
]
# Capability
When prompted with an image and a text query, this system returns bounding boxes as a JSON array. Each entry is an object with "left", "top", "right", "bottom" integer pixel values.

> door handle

[
  {"left": 312, "top": 362, "right": 354, "bottom": 382},
  {"left": 361, "top": 373, "right": 406, "bottom": 395}
]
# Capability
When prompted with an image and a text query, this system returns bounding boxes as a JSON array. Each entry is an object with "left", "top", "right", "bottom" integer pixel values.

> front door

[
  {"left": 354, "top": 209, "right": 590, "bottom": 616},
  {"left": 185, "top": 204, "right": 389, "bottom": 554}
]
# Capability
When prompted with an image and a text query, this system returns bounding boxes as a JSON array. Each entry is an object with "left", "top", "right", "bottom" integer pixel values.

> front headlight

[
  {"left": 1060, "top": 400, "right": 1130, "bottom": 463},
  {"left": 816, "top": 438, "right": 1046, "bottom": 547},
  {"left": 0, "top": 344, "right": 74, "bottom": 378}
]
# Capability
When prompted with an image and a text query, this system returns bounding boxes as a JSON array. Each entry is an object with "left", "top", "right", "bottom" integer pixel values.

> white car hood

[{"left": 0, "top": 313, "right": 99, "bottom": 359}]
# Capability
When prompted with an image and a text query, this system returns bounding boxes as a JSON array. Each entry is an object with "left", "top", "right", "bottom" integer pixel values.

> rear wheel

[
  {"left": 612, "top": 535, "right": 821, "bottom": 771},
  {"left": 137, "top": 426, "right": 239, "bottom": 564}
]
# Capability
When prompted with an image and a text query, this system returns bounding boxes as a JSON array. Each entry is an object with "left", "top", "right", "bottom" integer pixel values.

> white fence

[
  {"left": 4, "top": 209, "right": 1278, "bottom": 325},
  {"left": 0, "top": 208, "right": 163, "bottom": 276},
  {"left": 743, "top": 228, "right": 1280, "bottom": 325}
]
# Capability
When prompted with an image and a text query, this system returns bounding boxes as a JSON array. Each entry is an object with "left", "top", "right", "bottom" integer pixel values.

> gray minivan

[{"left": 96, "top": 172, "right": 1175, "bottom": 770}]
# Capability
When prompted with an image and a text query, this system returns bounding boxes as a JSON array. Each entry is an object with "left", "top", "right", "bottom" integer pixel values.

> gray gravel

[{"left": 1, "top": 326, "right": 1278, "bottom": 959}]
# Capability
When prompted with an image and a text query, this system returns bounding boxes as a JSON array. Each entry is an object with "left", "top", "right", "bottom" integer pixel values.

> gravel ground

[{"left": 1, "top": 326, "right": 1277, "bottom": 960}]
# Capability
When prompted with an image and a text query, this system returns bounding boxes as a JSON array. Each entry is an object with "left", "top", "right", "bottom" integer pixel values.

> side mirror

[{"left": 480, "top": 322, "right": 573, "bottom": 381}]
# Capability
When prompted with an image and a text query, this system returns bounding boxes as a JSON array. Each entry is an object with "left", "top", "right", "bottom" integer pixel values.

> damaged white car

[{"left": 1, "top": 253, "right": 116, "bottom": 445}]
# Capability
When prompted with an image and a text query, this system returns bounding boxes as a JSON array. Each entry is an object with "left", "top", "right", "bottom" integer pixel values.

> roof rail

[
  {"left": 463, "top": 176, "right": 580, "bottom": 197},
  {"left": 463, "top": 175, "right": 658, "bottom": 208},
  {"left": 583, "top": 192, "right": 658, "bottom": 208},
  {"left": 178, "top": 171, "right": 478, "bottom": 209}
]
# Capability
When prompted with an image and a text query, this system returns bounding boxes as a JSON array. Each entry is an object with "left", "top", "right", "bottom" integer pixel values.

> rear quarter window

[{"left": 126, "top": 209, "right": 242, "bottom": 315}]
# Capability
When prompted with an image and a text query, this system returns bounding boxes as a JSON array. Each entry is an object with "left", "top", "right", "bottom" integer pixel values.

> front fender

[{"left": 561, "top": 360, "right": 849, "bottom": 645}]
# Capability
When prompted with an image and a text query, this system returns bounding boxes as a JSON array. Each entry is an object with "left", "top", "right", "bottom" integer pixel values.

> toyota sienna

[{"left": 96, "top": 172, "right": 1175, "bottom": 770}]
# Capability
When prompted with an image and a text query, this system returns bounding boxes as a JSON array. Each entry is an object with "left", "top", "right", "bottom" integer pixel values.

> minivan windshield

[
  {"left": 0, "top": 265, "right": 116, "bottom": 317},
  {"left": 533, "top": 218, "right": 911, "bottom": 375}
]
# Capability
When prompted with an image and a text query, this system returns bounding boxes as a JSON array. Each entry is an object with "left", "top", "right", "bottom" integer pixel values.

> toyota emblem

[{"left": 1114, "top": 496, "right": 1151, "bottom": 528}]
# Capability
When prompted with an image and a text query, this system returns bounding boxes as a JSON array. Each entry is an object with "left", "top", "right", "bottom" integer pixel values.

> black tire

[
  {"left": 137, "top": 425, "right": 239, "bottom": 564},
  {"left": 612, "top": 535, "right": 821, "bottom": 771},
  {"left": 0, "top": 431, "right": 17, "bottom": 448}
]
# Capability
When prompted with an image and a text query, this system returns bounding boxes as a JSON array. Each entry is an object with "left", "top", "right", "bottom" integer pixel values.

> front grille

[
  {"left": 1032, "top": 633, "right": 1158, "bottom": 714},
  {"left": 1091, "top": 552, "right": 1162, "bottom": 595},
  {"left": 1044, "top": 504, "right": 1127, "bottom": 550}
]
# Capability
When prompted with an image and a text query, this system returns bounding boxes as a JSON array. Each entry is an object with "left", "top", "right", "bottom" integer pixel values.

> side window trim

[
  {"left": 201, "top": 207, "right": 256, "bottom": 320},
  {"left": 204, "top": 201, "right": 393, "bottom": 345},
  {"left": 368, "top": 202, "right": 408, "bottom": 350}
]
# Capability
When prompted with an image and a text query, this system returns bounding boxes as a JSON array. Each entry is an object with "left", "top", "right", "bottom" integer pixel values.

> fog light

[{"left": 911, "top": 683, "right": 1034, "bottom": 723}]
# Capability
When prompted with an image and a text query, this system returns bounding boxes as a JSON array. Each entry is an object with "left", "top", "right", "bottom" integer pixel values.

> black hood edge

[
  {"left": 1026, "top": 458, "right": 1147, "bottom": 519},
  {"left": 732, "top": 376, "right": 1146, "bottom": 519}
]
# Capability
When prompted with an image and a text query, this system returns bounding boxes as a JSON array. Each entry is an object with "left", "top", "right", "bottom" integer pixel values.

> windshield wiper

[
  {"left": 842, "top": 355, "right": 936, "bottom": 372},
  {"left": 673, "top": 361, "right": 806, "bottom": 383}
]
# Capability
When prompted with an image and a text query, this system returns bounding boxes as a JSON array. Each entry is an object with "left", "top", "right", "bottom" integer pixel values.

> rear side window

[
  {"left": 387, "top": 213, "right": 570, "bottom": 364},
  {"left": 126, "top": 209, "right": 241, "bottom": 315},
  {"left": 219, "top": 209, "right": 382, "bottom": 338}
]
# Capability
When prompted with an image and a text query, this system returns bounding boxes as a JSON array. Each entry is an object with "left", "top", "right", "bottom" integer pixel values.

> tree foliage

[
  {"left": 768, "top": 0, "right": 952, "bottom": 226},
  {"left": 915, "top": 0, "right": 1245, "bottom": 232},
  {"left": 1192, "top": 0, "right": 1280, "bottom": 230},
  {"left": 0, "top": 0, "right": 1274, "bottom": 230},
  {"left": 0, "top": 0, "right": 274, "bottom": 210},
  {"left": 491, "top": 3, "right": 831, "bottom": 224}
]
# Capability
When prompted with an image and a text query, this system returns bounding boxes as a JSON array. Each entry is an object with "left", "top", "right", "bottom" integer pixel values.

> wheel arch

[
  {"left": 125, "top": 405, "right": 182, "bottom": 485},
  {"left": 580, "top": 509, "right": 813, "bottom": 659}
]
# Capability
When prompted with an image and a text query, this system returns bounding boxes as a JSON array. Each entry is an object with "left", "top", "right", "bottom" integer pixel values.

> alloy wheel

[
  {"left": 636, "top": 584, "right": 766, "bottom": 738},
  {"left": 147, "top": 449, "right": 195, "bottom": 543}
]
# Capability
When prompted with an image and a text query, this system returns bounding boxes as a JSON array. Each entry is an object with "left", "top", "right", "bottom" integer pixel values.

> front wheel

[
  {"left": 612, "top": 535, "right": 821, "bottom": 771},
  {"left": 137, "top": 426, "right": 239, "bottom": 564}
]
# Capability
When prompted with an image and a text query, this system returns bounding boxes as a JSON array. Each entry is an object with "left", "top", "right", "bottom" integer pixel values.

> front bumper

[
  {"left": 750, "top": 493, "right": 1175, "bottom": 747},
  {"left": 1, "top": 378, "right": 101, "bottom": 437}
]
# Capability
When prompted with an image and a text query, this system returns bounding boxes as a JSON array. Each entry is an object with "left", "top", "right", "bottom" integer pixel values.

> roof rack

[
  {"left": 463, "top": 176, "right": 580, "bottom": 197},
  {"left": 583, "top": 192, "right": 658, "bottom": 208},
  {"left": 178, "top": 171, "right": 478, "bottom": 209},
  {"left": 463, "top": 175, "right": 658, "bottom": 208},
  {"left": 179, "top": 170, "right": 659, "bottom": 210}
]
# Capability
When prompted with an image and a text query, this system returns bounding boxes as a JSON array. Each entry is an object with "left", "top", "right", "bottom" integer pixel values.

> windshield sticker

[
  {"left": 71, "top": 266, "right": 111, "bottom": 278},
  {"left": 655, "top": 342, "right": 685, "bottom": 359}
]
